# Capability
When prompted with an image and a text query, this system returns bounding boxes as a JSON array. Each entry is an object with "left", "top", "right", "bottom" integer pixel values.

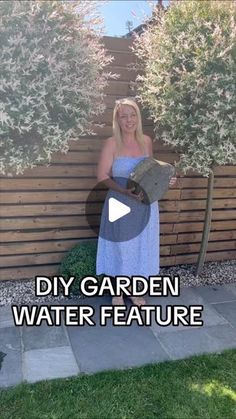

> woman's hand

[
  {"left": 169, "top": 176, "right": 177, "bottom": 187},
  {"left": 124, "top": 187, "right": 144, "bottom": 201}
]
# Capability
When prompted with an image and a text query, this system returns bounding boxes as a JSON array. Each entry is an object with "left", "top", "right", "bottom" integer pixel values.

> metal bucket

[{"left": 127, "top": 158, "right": 176, "bottom": 203}]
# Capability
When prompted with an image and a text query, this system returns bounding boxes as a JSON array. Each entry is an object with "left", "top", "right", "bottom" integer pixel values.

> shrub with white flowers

[
  {"left": 0, "top": 1, "right": 114, "bottom": 175},
  {"left": 132, "top": 0, "right": 236, "bottom": 177},
  {"left": 132, "top": 0, "right": 236, "bottom": 275}
]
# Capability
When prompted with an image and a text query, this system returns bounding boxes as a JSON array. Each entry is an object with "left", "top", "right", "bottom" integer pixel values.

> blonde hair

[{"left": 112, "top": 97, "right": 146, "bottom": 155}]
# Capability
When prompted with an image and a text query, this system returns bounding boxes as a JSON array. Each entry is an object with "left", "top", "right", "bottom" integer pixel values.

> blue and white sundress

[{"left": 96, "top": 155, "right": 160, "bottom": 278}]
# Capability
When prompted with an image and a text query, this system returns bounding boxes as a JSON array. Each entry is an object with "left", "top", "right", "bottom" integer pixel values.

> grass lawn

[{"left": 1, "top": 349, "right": 236, "bottom": 419}]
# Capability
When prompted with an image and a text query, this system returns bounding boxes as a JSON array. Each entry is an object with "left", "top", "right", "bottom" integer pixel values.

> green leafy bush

[
  {"left": 59, "top": 240, "right": 104, "bottom": 296},
  {"left": 132, "top": 0, "right": 236, "bottom": 274},
  {"left": 0, "top": 1, "right": 115, "bottom": 175},
  {"left": 132, "top": 0, "right": 236, "bottom": 177}
]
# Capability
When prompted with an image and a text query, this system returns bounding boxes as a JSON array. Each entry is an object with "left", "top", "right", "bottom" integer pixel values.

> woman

[{"left": 96, "top": 98, "right": 176, "bottom": 306}]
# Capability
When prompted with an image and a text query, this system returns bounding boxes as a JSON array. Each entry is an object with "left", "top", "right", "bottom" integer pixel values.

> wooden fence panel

[{"left": 0, "top": 35, "right": 235, "bottom": 281}]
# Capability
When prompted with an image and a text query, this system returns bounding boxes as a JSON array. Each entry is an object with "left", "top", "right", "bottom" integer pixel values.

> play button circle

[
  {"left": 108, "top": 197, "right": 131, "bottom": 222},
  {"left": 86, "top": 176, "right": 151, "bottom": 242}
]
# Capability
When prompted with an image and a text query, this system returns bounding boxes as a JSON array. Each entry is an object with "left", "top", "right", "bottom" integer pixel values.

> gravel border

[{"left": 0, "top": 260, "right": 235, "bottom": 307}]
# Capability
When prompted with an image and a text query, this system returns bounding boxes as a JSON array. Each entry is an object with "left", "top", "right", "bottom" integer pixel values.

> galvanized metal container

[{"left": 128, "top": 158, "right": 176, "bottom": 204}]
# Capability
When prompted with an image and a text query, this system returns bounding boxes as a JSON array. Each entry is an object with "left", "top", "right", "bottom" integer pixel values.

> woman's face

[{"left": 117, "top": 105, "right": 138, "bottom": 135}]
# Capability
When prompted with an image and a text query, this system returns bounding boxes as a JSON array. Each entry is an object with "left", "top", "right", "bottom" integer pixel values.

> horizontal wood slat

[
  {"left": 175, "top": 250, "right": 236, "bottom": 265},
  {"left": 0, "top": 249, "right": 235, "bottom": 281},
  {"left": 1, "top": 229, "right": 235, "bottom": 245},
  {"left": 0, "top": 218, "right": 234, "bottom": 235},
  {"left": 1, "top": 188, "right": 234, "bottom": 205},
  {"left": 0, "top": 215, "right": 97, "bottom": 231},
  {"left": 173, "top": 220, "right": 236, "bottom": 233},
  {"left": 177, "top": 230, "right": 236, "bottom": 243},
  {"left": 182, "top": 198, "right": 236, "bottom": 210},
  {"left": 0, "top": 190, "right": 181, "bottom": 204},
  {"left": 67, "top": 137, "right": 173, "bottom": 152},
  {"left": 0, "top": 242, "right": 236, "bottom": 274},
  {"left": 93, "top": 109, "right": 155, "bottom": 125},
  {"left": 88, "top": 124, "right": 156, "bottom": 138},
  {"left": 0, "top": 230, "right": 180, "bottom": 244},
  {"left": 1, "top": 241, "right": 235, "bottom": 267},
  {"left": 2, "top": 236, "right": 189, "bottom": 260},
  {"left": 102, "top": 36, "right": 134, "bottom": 51},
  {"left": 1, "top": 239, "right": 90, "bottom": 256},
  {"left": 181, "top": 188, "right": 236, "bottom": 199},
  {"left": 0, "top": 178, "right": 98, "bottom": 190},
  {"left": 1, "top": 228, "right": 236, "bottom": 248},
  {"left": 105, "top": 67, "right": 138, "bottom": 85},
  {"left": 1, "top": 176, "right": 235, "bottom": 191},
  {"left": 172, "top": 240, "right": 236, "bottom": 255},
  {"left": 1, "top": 200, "right": 235, "bottom": 218},
  {"left": 0, "top": 201, "right": 180, "bottom": 218},
  {"left": 0, "top": 35, "right": 235, "bottom": 282},
  {"left": 1, "top": 206, "right": 235, "bottom": 222},
  {"left": 105, "top": 51, "right": 137, "bottom": 68}
]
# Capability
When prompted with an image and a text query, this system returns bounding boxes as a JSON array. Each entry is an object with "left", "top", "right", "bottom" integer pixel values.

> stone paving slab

[
  {"left": 0, "top": 284, "right": 236, "bottom": 388},
  {"left": 23, "top": 346, "right": 79, "bottom": 383},
  {"left": 0, "top": 327, "right": 22, "bottom": 388},
  {"left": 224, "top": 283, "right": 236, "bottom": 297},
  {"left": 212, "top": 301, "right": 236, "bottom": 327},
  {"left": 144, "top": 286, "right": 204, "bottom": 305},
  {"left": 194, "top": 284, "right": 236, "bottom": 303},
  {"left": 156, "top": 324, "right": 236, "bottom": 361},
  {"left": 22, "top": 323, "right": 68, "bottom": 351},
  {"left": 0, "top": 306, "right": 15, "bottom": 329},
  {"left": 203, "top": 324, "right": 236, "bottom": 350},
  {"left": 150, "top": 304, "right": 228, "bottom": 336},
  {"left": 145, "top": 287, "right": 228, "bottom": 335},
  {"left": 66, "top": 296, "right": 170, "bottom": 373},
  {"left": 67, "top": 322, "right": 170, "bottom": 373}
]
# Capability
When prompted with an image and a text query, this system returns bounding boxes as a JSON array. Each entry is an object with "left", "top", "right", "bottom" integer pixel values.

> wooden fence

[{"left": 0, "top": 36, "right": 235, "bottom": 281}]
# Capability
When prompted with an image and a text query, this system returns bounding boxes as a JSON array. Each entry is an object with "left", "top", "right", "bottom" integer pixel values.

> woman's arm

[
  {"left": 97, "top": 138, "right": 127, "bottom": 194},
  {"left": 144, "top": 135, "right": 153, "bottom": 157},
  {"left": 97, "top": 137, "right": 143, "bottom": 200}
]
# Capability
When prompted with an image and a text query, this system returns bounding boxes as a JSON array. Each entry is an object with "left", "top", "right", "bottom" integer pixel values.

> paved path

[{"left": 0, "top": 283, "right": 236, "bottom": 388}]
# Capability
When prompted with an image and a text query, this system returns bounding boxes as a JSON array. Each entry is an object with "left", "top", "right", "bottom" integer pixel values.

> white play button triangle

[
  {"left": 108, "top": 197, "right": 131, "bottom": 222},
  {"left": 86, "top": 176, "right": 151, "bottom": 241}
]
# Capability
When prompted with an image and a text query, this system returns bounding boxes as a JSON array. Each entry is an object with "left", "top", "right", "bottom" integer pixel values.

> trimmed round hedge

[{"left": 59, "top": 240, "right": 104, "bottom": 296}]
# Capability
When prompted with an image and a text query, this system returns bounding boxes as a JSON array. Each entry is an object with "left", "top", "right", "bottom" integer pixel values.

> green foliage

[
  {"left": 0, "top": 1, "right": 115, "bottom": 175},
  {"left": 132, "top": 1, "right": 236, "bottom": 176},
  {"left": 59, "top": 240, "right": 103, "bottom": 295},
  {"left": 1, "top": 350, "right": 236, "bottom": 418}
]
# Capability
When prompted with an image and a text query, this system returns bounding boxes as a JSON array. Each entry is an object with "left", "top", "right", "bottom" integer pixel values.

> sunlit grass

[
  {"left": 191, "top": 379, "right": 236, "bottom": 401},
  {"left": 1, "top": 349, "right": 236, "bottom": 419}
]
